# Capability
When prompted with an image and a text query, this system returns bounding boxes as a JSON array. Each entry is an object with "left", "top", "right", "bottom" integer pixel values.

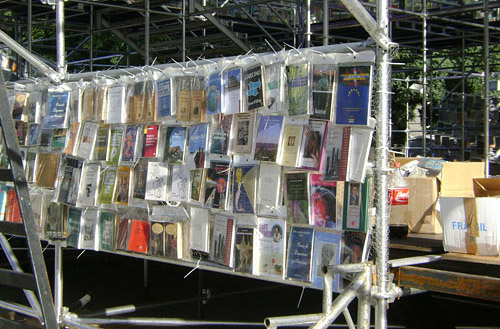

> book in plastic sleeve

[
  {"left": 106, "top": 85, "right": 126, "bottom": 123},
  {"left": 27, "top": 123, "right": 41, "bottom": 146},
  {"left": 66, "top": 207, "right": 82, "bottom": 248},
  {"left": 163, "top": 126, "right": 187, "bottom": 164},
  {"left": 286, "top": 226, "right": 314, "bottom": 282},
  {"left": 234, "top": 226, "right": 254, "bottom": 274},
  {"left": 321, "top": 123, "right": 347, "bottom": 181},
  {"left": 203, "top": 161, "right": 230, "bottom": 209},
  {"left": 5, "top": 190, "right": 21, "bottom": 223},
  {"left": 12, "top": 92, "right": 29, "bottom": 121},
  {"left": 57, "top": 155, "right": 83, "bottom": 207},
  {"left": 209, "top": 114, "right": 232, "bottom": 156},
  {"left": 263, "top": 63, "right": 283, "bottom": 113},
  {"left": 189, "top": 168, "right": 205, "bottom": 203},
  {"left": 246, "top": 65, "right": 264, "bottom": 111},
  {"left": 284, "top": 171, "right": 309, "bottom": 225},
  {"left": 341, "top": 230, "right": 369, "bottom": 288},
  {"left": 95, "top": 86, "right": 108, "bottom": 122},
  {"left": 170, "top": 164, "right": 189, "bottom": 203},
  {"left": 346, "top": 126, "right": 373, "bottom": 183},
  {"left": 296, "top": 120, "right": 326, "bottom": 171},
  {"left": 287, "top": 63, "right": 310, "bottom": 116},
  {"left": 114, "top": 166, "right": 131, "bottom": 205},
  {"left": 77, "top": 164, "right": 100, "bottom": 208},
  {"left": 43, "top": 91, "right": 70, "bottom": 129},
  {"left": 145, "top": 161, "right": 168, "bottom": 202},
  {"left": 232, "top": 112, "right": 254, "bottom": 154},
  {"left": 121, "top": 125, "right": 139, "bottom": 163},
  {"left": 78, "top": 208, "right": 98, "bottom": 250},
  {"left": 311, "top": 64, "right": 336, "bottom": 120},
  {"left": 211, "top": 214, "right": 235, "bottom": 267},
  {"left": 132, "top": 158, "right": 148, "bottom": 201},
  {"left": 81, "top": 88, "right": 95, "bottom": 121},
  {"left": 223, "top": 67, "right": 242, "bottom": 114},
  {"left": 98, "top": 167, "right": 117, "bottom": 204},
  {"left": 254, "top": 217, "right": 286, "bottom": 278},
  {"left": 143, "top": 124, "right": 159, "bottom": 158},
  {"left": 206, "top": 72, "right": 222, "bottom": 116},
  {"left": 63, "top": 122, "right": 80, "bottom": 155},
  {"left": 335, "top": 65, "right": 372, "bottom": 126},
  {"left": 190, "top": 78, "right": 205, "bottom": 123},
  {"left": 309, "top": 173, "right": 338, "bottom": 229},
  {"left": 115, "top": 218, "right": 130, "bottom": 251},
  {"left": 187, "top": 124, "right": 208, "bottom": 169},
  {"left": 98, "top": 211, "right": 116, "bottom": 251},
  {"left": 51, "top": 128, "right": 66, "bottom": 149},
  {"left": 155, "top": 78, "right": 173, "bottom": 120},
  {"left": 93, "top": 124, "right": 109, "bottom": 161},
  {"left": 232, "top": 164, "right": 257, "bottom": 214},
  {"left": 256, "top": 162, "right": 281, "bottom": 216},
  {"left": 278, "top": 124, "right": 303, "bottom": 167},
  {"left": 190, "top": 207, "right": 210, "bottom": 255},
  {"left": 107, "top": 127, "right": 124, "bottom": 165},
  {"left": 254, "top": 115, "right": 284, "bottom": 163},
  {"left": 311, "top": 229, "right": 342, "bottom": 290},
  {"left": 127, "top": 219, "right": 150, "bottom": 254},
  {"left": 176, "top": 77, "right": 191, "bottom": 122},
  {"left": 75, "top": 121, "right": 98, "bottom": 159},
  {"left": 143, "top": 81, "right": 155, "bottom": 123},
  {"left": 15, "top": 121, "right": 27, "bottom": 146},
  {"left": 43, "top": 195, "right": 64, "bottom": 240},
  {"left": 342, "top": 181, "right": 369, "bottom": 232},
  {"left": 150, "top": 221, "right": 166, "bottom": 257}
]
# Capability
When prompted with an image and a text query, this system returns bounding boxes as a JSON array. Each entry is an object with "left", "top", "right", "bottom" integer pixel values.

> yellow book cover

[{"left": 278, "top": 124, "right": 303, "bottom": 167}]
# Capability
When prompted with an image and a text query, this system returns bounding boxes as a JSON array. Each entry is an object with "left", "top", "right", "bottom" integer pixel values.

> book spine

[
  {"left": 224, "top": 218, "right": 234, "bottom": 266},
  {"left": 338, "top": 127, "right": 351, "bottom": 181}
]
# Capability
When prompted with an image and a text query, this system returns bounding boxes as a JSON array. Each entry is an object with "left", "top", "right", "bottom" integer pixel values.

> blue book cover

[
  {"left": 207, "top": 73, "right": 222, "bottom": 116},
  {"left": 0, "top": 185, "right": 8, "bottom": 221},
  {"left": 232, "top": 165, "right": 257, "bottom": 214},
  {"left": 223, "top": 67, "right": 242, "bottom": 114},
  {"left": 156, "top": 79, "right": 172, "bottom": 118},
  {"left": 43, "top": 91, "right": 69, "bottom": 129},
  {"left": 246, "top": 66, "right": 264, "bottom": 111},
  {"left": 286, "top": 226, "right": 314, "bottom": 282},
  {"left": 311, "top": 230, "right": 342, "bottom": 291},
  {"left": 188, "top": 124, "right": 208, "bottom": 154},
  {"left": 121, "top": 125, "right": 138, "bottom": 162},
  {"left": 335, "top": 66, "right": 372, "bottom": 126},
  {"left": 254, "top": 115, "right": 284, "bottom": 162},
  {"left": 164, "top": 126, "right": 187, "bottom": 163}
]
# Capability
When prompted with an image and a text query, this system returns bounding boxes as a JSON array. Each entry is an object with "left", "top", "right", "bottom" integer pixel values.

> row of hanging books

[{"left": 2, "top": 48, "right": 375, "bottom": 291}]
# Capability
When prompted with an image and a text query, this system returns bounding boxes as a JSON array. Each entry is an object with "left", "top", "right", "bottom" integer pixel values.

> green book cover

[
  {"left": 287, "top": 64, "right": 310, "bottom": 116},
  {"left": 107, "top": 128, "right": 123, "bottom": 165},
  {"left": 342, "top": 180, "right": 370, "bottom": 232},
  {"left": 99, "top": 211, "right": 116, "bottom": 251},
  {"left": 66, "top": 207, "right": 82, "bottom": 248},
  {"left": 99, "top": 168, "right": 117, "bottom": 204}
]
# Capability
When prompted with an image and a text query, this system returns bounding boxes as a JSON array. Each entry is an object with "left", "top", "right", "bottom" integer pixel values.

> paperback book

[
  {"left": 207, "top": 72, "right": 222, "bottom": 116},
  {"left": 43, "top": 91, "right": 70, "bottom": 129},
  {"left": 98, "top": 167, "right": 117, "bottom": 204},
  {"left": 98, "top": 211, "right": 116, "bottom": 251},
  {"left": 311, "top": 64, "right": 336, "bottom": 120},
  {"left": 155, "top": 78, "right": 173, "bottom": 119},
  {"left": 34, "top": 152, "right": 60, "bottom": 188},
  {"left": 256, "top": 162, "right": 281, "bottom": 217},
  {"left": 75, "top": 121, "right": 98, "bottom": 159},
  {"left": 132, "top": 158, "right": 148, "bottom": 201},
  {"left": 77, "top": 164, "right": 100, "bottom": 208},
  {"left": 12, "top": 92, "right": 29, "bottom": 121},
  {"left": 114, "top": 166, "right": 131, "bottom": 205},
  {"left": 78, "top": 209, "right": 98, "bottom": 250},
  {"left": 44, "top": 199, "right": 64, "bottom": 240},
  {"left": 187, "top": 124, "right": 208, "bottom": 168},
  {"left": 63, "top": 123, "right": 80, "bottom": 155},
  {"left": 223, "top": 67, "right": 242, "bottom": 114},
  {"left": 254, "top": 115, "right": 284, "bottom": 162},
  {"left": 246, "top": 65, "right": 264, "bottom": 111},
  {"left": 143, "top": 124, "right": 159, "bottom": 158},
  {"left": 209, "top": 114, "right": 232, "bottom": 155},
  {"left": 57, "top": 155, "right": 83, "bottom": 207},
  {"left": 149, "top": 221, "right": 166, "bottom": 257},
  {"left": 297, "top": 120, "right": 327, "bottom": 171},
  {"left": 284, "top": 172, "right": 309, "bottom": 225},
  {"left": 234, "top": 226, "right": 254, "bottom": 274},
  {"left": 321, "top": 124, "right": 348, "bottom": 181},
  {"left": 93, "top": 124, "right": 109, "bottom": 161},
  {"left": 107, "top": 127, "right": 123, "bottom": 165},
  {"left": 254, "top": 217, "right": 286, "bottom": 278},
  {"left": 287, "top": 64, "right": 310, "bottom": 116},
  {"left": 232, "top": 165, "right": 257, "bottom": 214},
  {"left": 106, "top": 85, "right": 126, "bottom": 123},
  {"left": 335, "top": 65, "right": 372, "bottom": 126},
  {"left": 263, "top": 63, "right": 283, "bottom": 113},
  {"left": 127, "top": 219, "right": 150, "bottom": 254},
  {"left": 210, "top": 214, "right": 235, "bottom": 267},
  {"left": 189, "top": 168, "right": 205, "bottom": 203},
  {"left": 145, "top": 161, "right": 168, "bottom": 201},
  {"left": 204, "top": 161, "right": 230, "bottom": 209},
  {"left": 342, "top": 181, "right": 370, "bottom": 232},
  {"left": 311, "top": 229, "right": 342, "bottom": 290},
  {"left": 27, "top": 123, "right": 41, "bottom": 146},
  {"left": 278, "top": 124, "right": 302, "bottom": 167},
  {"left": 170, "top": 164, "right": 189, "bottom": 202},
  {"left": 51, "top": 129, "right": 66, "bottom": 149},
  {"left": 15, "top": 121, "right": 27, "bottom": 146},
  {"left": 163, "top": 126, "right": 187, "bottom": 164},
  {"left": 286, "top": 226, "right": 314, "bottom": 282},
  {"left": 309, "top": 173, "right": 338, "bottom": 229},
  {"left": 81, "top": 88, "right": 95, "bottom": 121},
  {"left": 190, "top": 207, "right": 210, "bottom": 255},
  {"left": 232, "top": 112, "right": 254, "bottom": 154},
  {"left": 165, "top": 222, "right": 182, "bottom": 259},
  {"left": 115, "top": 218, "right": 130, "bottom": 251},
  {"left": 341, "top": 230, "right": 369, "bottom": 288},
  {"left": 121, "top": 125, "right": 138, "bottom": 163},
  {"left": 66, "top": 207, "right": 82, "bottom": 248}
]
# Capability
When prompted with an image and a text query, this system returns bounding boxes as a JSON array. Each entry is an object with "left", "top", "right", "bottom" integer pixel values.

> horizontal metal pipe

[
  {"left": 0, "top": 300, "right": 39, "bottom": 319},
  {"left": 388, "top": 255, "right": 442, "bottom": 268},
  {"left": 74, "top": 316, "right": 264, "bottom": 326},
  {"left": 265, "top": 313, "right": 324, "bottom": 329},
  {"left": 324, "top": 263, "right": 369, "bottom": 275}
]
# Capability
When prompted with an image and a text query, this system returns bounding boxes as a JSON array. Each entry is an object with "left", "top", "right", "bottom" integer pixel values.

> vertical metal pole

[
  {"left": 461, "top": 37, "right": 466, "bottom": 161},
  {"left": 145, "top": 0, "right": 150, "bottom": 66},
  {"left": 422, "top": 0, "right": 428, "bottom": 155},
  {"left": 55, "top": 241, "right": 63, "bottom": 325},
  {"left": 405, "top": 77, "right": 410, "bottom": 157},
  {"left": 143, "top": 259, "right": 149, "bottom": 288},
  {"left": 357, "top": 265, "right": 372, "bottom": 329},
  {"left": 484, "top": 0, "right": 490, "bottom": 177},
  {"left": 182, "top": 0, "right": 186, "bottom": 62},
  {"left": 322, "top": 271, "right": 333, "bottom": 313},
  {"left": 90, "top": 5, "right": 94, "bottom": 72},
  {"left": 56, "top": 0, "right": 66, "bottom": 76},
  {"left": 323, "top": 0, "right": 329, "bottom": 46},
  {"left": 306, "top": 0, "right": 311, "bottom": 47},
  {"left": 375, "top": 0, "right": 391, "bottom": 327},
  {"left": 27, "top": 0, "right": 32, "bottom": 77}
]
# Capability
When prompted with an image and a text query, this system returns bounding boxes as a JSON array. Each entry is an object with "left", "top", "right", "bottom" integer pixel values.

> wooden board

[{"left": 442, "top": 252, "right": 500, "bottom": 266}]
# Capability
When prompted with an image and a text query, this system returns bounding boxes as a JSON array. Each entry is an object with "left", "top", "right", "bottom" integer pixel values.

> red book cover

[
  {"left": 6, "top": 190, "right": 22, "bottom": 223},
  {"left": 338, "top": 126, "right": 351, "bottom": 181},
  {"left": 127, "top": 219, "right": 151, "bottom": 254},
  {"left": 224, "top": 218, "right": 234, "bottom": 266},
  {"left": 143, "top": 125, "right": 159, "bottom": 158}
]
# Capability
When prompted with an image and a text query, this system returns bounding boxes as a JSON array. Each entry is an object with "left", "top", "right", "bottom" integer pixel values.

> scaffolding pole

[
  {"left": 484, "top": 0, "right": 490, "bottom": 176},
  {"left": 56, "top": 0, "right": 65, "bottom": 76}
]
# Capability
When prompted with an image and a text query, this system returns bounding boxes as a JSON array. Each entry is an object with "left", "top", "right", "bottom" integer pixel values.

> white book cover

[
  {"left": 347, "top": 127, "right": 373, "bottom": 183},
  {"left": 254, "top": 217, "right": 286, "bottom": 279},
  {"left": 256, "top": 162, "right": 281, "bottom": 216},
  {"left": 75, "top": 121, "right": 99, "bottom": 159},
  {"left": 190, "top": 207, "right": 210, "bottom": 254},
  {"left": 169, "top": 164, "right": 189, "bottom": 203},
  {"left": 78, "top": 208, "right": 98, "bottom": 250},
  {"left": 77, "top": 164, "right": 100, "bottom": 208},
  {"left": 106, "top": 85, "right": 126, "bottom": 123},
  {"left": 222, "top": 67, "right": 242, "bottom": 115},
  {"left": 145, "top": 161, "right": 169, "bottom": 201}
]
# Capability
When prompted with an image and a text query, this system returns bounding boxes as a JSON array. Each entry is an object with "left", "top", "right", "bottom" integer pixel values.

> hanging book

[
  {"left": 254, "top": 217, "right": 286, "bottom": 278},
  {"left": 98, "top": 211, "right": 116, "bottom": 252},
  {"left": 143, "top": 124, "right": 159, "bottom": 158},
  {"left": 81, "top": 87, "right": 95, "bottom": 121},
  {"left": 170, "top": 164, "right": 189, "bottom": 203},
  {"left": 209, "top": 114, "right": 232, "bottom": 155},
  {"left": 346, "top": 127, "right": 373, "bottom": 183},
  {"left": 190, "top": 207, "right": 210, "bottom": 255},
  {"left": 278, "top": 123, "right": 303, "bottom": 167},
  {"left": 206, "top": 72, "right": 222, "bottom": 116},
  {"left": 284, "top": 171, "right": 309, "bottom": 225},
  {"left": 77, "top": 164, "right": 100, "bottom": 208},
  {"left": 34, "top": 152, "right": 60, "bottom": 188},
  {"left": 311, "top": 229, "right": 342, "bottom": 291},
  {"left": 321, "top": 123, "right": 348, "bottom": 181},
  {"left": 27, "top": 123, "right": 41, "bottom": 146},
  {"left": 115, "top": 218, "right": 130, "bottom": 251},
  {"left": 311, "top": 64, "right": 336, "bottom": 120},
  {"left": 75, "top": 121, "right": 98, "bottom": 159},
  {"left": 263, "top": 63, "right": 283, "bottom": 113},
  {"left": 286, "top": 226, "right": 314, "bottom": 282},
  {"left": 287, "top": 63, "right": 310, "bottom": 116},
  {"left": 66, "top": 207, "right": 82, "bottom": 248},
  {"left": 43, "top": 91, "right": 70, "bottom": 129},
  {"left": 57, "top": 155, "right": 83, "bottom": 207},
  {"left": 309, "top": 173, "right": 338, "bottom": 229},
  {"left": 127, "top": 219, "right": 150, "bottom": 254},
  {"left": 93, "top": 124, "right": 109, "bottom": 161},
  {"left": 165, "top": 222, "right": 183, "bottom": 259},
  {"left": 163, "top": 126, "right": 187, "bottom": 164},
  {"left": 189, "top": 168, "right": 205, "bottom": 203},
  {"left": 143, "top": 80, "right": 155, "bottom": 122},
  {"left": 51, "top": 128, "right": 66, "bottom": 149},
  {"left": 5, "top": 190, "right": 21, "bottom": 223},
  {"left": 256, "top": 162, "right": 281, "bottom": 216},
  {"left": 176, "top": 77, "right": 191, "bottom": 122},
  {"left": 43, "top": 193, "right": 64, "bottom": 239},
  {"left": 145, "top": 161, "right": 168, "bottom": 202},
  {"left": 12, "top": 92, "right": 29, "bottom": 121},
  {"left": 106, "top": 85, "right": 126, "bottom": 123},
  {"left": 232, "top": 112, "right": 255, "bottom": 154},
  {"left": 121, "top": 125, "right": 138, "bottom": 163},
  {"left": 190, "top": 77, "right": 205, "bottom": 122},
  {"left": 342, "top": 181, "right": 370, "bottom": 232},
  {"left": 132, "top": 158, "right": 148, "bottom": 201},
  {"left": 222, "top": 67, "right": 242, "bottom": 114},
  {"left": 187, "top": 124, "right": 208, "bottom": 169},
  {"left": 204, "top": 161, "right": 230, "bottom": 209},
  {"left": 107, "top": 127, "right": 124, "bottom": 165},
  {"left": 232, "top": 164, "right": 257, "bottom": 214},
  {"left": 245, "top": 65, "right": 264, "bottom": 111},
  {"left": 335, "top": 65, "right": 372, "bottom": 126},
  {"left": 155, "top": 78, "right": 173, "bottom": 120},
  {"left": 95, "top": 86, "right": 108, "bottom": 122},
  {"left": 150, "top": 221, "right": 166, "bottom": 257},
  {"left": 40, "top": 129, "right": 52, "bottom": 147},
  {"left": 15, "top": 121, "right": 27, "bottom": 146},
  {"left": 98, "top": 167, "right": 117, "bottom": 204},
  {"left": 234, "top": 226, "right": 254, "bottom": 274},
  {"left": 210, "top": 214, "right": 235, "bottom": 267},
  {"left": 114, "top": 166, "right": 131, "bottom": 206},
  {"left": 254, "top": 115, "right": 284, "bottom": 163},
  {"left": 341, "top": 230, "right": 369, "bottom": 288},
  {"left": 63, "top": 123, "right": 80, "bottom": 155},
  {"left": 296, "top": 120, "right": 327, "bottom": 171},
  {"left": 78, "top": 209, "right": 98, "bottom": 250}
]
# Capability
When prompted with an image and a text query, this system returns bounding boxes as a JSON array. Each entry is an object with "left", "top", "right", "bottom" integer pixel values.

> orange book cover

[
  {"left": 6, "top": 190, "right": 22, "bottom": 223},
  {"left": 127, "top": 220, "right": 150, "bottom": 254}
]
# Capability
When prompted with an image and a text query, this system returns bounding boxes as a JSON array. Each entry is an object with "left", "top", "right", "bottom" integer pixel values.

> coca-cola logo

[{"left": 395, "top": 190, "right": 409, "bottom": 202}]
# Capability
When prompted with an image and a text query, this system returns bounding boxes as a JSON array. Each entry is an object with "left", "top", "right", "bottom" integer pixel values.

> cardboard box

[{"left": 440, "top": 174, "right": 500, "bottom": 256}]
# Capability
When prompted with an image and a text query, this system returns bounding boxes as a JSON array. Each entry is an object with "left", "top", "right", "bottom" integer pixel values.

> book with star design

[{"left": 335, "top": 65, "right": 372, "bottom": 126}]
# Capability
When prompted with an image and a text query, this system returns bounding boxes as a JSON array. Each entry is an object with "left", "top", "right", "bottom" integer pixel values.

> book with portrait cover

[
  {"left": 57, "top": 155, "right": 83, "bottom": 207},
  {"left": 75, "top": 121, "right": 98, "bottom": 159},
  {"left": 287, "top": 63, "right": 310, "bottom": 116},
  {"left": 114, "top": 166, "right": 131, "bottom": 206},
  {"left": 297, "top": 120, "right": 327, "bottom": 171},
  {"left": 286, "top": 226, "right": 314, "bottom": 282},
  {"left": 107, "top": 127, "right": 123, "bottom": 165},
  {"left": 77, "top": 164, "right": 100, "bottom": 208},
  {"left": 232, "top": 112, "right": 254, "bottom": 154},
  {"left": 309, "top": 173, "right": 338, "bottom": 229},
  {"left": 78, "top": 208, "right": 98, "bottom": 250},
  {"left": 43, "top": 91, "right": 70, "bottom": 129},
  {"left": 223, "top": 67, "right": 242, "bottom": 114},
  {"left": 127, "top": 219, "right": 150, "bottom": 254},
  {"left": 254, "top": 115, "right": 284, "bottom": 162},
  {"left": 121, "top": 125, "right": 138, "bottom": 163},
  {"left": 145, "top": 161, "right": 168, "bottom": 202},
  {"left": 263, "top": 63, "right": 283, "bottom": 113},
  {"left": 93, "top": 124, "right": 109, "bottom": 161},
  {"left": 335, "top": 65, "right": 372, "bottom": 126},
  {"left": 143, "top": 124, "right": 159, "bottom": 158},
  {"left": 284, "top": 171, "right": 309, "bottom": 225},
  {"left": 98, "top": 211, "right": 116, "bottom": 252},
  {"left": 66, "top": 207, "right": 82, "bottom": 248},
  {"left": 156, "top": 78, "right": 173, "bottom": 119},
  {"left": 234, "top": 226, "right": 254, "bottom": 274},
  {"left": 278, "top": 124, "right": 303, "bottom": 167},
  {"left": 115, "top": 218, "right": 130, "bottom": 251},
  {"left": 204, "top": 161, "right": 230, "bottom": 209},
  {"left": 342, "top": 180, "right": 369, "bottom": 232},
  {"left": 232, "top": 165, "right": 257, "bottom": 214},
  {"left": 311, "top": 64, "right": 336, "bottom": 120},
  {"left": 311, "top": 229, "right": 342, "bottom": 291},
  {"left": 132, "top": 158, "right": 148, "bottom": 201},
  {"left": 187, "top": 124, "right": 208, "bottom": 168},
  {"left": 209, "top": 114, "right": 232, "bottom": 155},
  {"left": 163, "top": 126, "right": 187, "bottom": 164},
  {"left": 210, "top": 214, "right": 235, "bottom": 267},
  {"left": 98, "top": 167, "right": 117, "bottom": 204},
  {"left": 246, "top": 65, "right": 264, "bottom": 111},
  {"left": 207, "top": 72, "right": 222, "bottom": 116},
  {"left": 254, "top": 217, "right": 286, "bottom": 279}
]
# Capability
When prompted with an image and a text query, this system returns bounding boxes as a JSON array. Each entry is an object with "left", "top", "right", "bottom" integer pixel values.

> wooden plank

[
  {"left": 394, "top": 266, "right": 500, "bottom": 302},
  {"left": 441, "top": 252, "right": 500, "bottom": 266}
]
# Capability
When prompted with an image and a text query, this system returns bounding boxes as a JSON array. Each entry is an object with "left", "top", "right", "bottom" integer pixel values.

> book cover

[
  {"left": 264, "top": 63, "right": 283, "bottom": 112},
  {"left": 254, "top": 115, "right": 284, "bottom": 162},
  {"left": 287, "top": 64, "right": 310, "bottom": 116},
  {"left": 223, "top": 67, "right": 242, "bottom": 114},
  {"left": 176, "top": 77, "right": 191, "bottom": 121},
  {"left": 170, "top": 164, "right": 189, "bottom": 202},
  {"left": 132, "top": 158, "right": 148, "bottom": 201},
  {"left": 27, "top": 123, "right": 41, "bottom": 146},
  {"left": 211, "top": 215, "right": 235, "bottom": 267},
  {"left": 144, "top": 82, "right": 155, "bottom": 122},
  {"left": 51, "top": 128, "right": 66, "bottom": 149},
  {"left": 278, "top": 124, "right": 303, "bottom": 167},
  {"left": 114, "top": 166, "right": 131, "bottom": 205},
  {"left": 98, "top": 211, "right": 116, "bottom": 252},
  {"left": 165, "top": 222, "right": 182, "bottom": 259},
  {"left": 78, "top": 208, "right": 98, "bottom": 250},
  {"left": 57, "top": 156, "right": 83, "bottom": 207},
  {"left": 15, "top": 121, "right": 27, "bottom": 146},
  {"left": 93, "top": 124, "right": 109, "bottom": 161},
  {"left": 66, "top": 207, "right": 82, "bottom": 248},
  {"left": 190, "top": 207, "right": 210, "bottom": 254},
  {"left": 204, "top": 161, "right": 230, "bottom": 209},
  {"left": 189, "top": 168, "right": 205, "bottom": 203},
  {"left": 107, "top": 127, "right": 123, "bottom": 165},
  {"left": 133, "top": 94, "right": 145, "bottom": 123},
  {"left": 115, "top": 218, "right": 130, "bottom": 251},
  {"left": 255, "top": 217, "right": 286, "bottom": 278},
  {"left": 321, "top": 124, "right": 349, "bottom": 181},
  {"left": 256, "top": 162, "right": 281, "bottom": 216},
  {"left": 163, "top": 126, "right": 187, "bottom": 164},
  {"left": 127, "top": 219, "right": 150, "bottom": 254},
  {"left": 98, "top": 167, "right": 117, "bottom": 204},
  {"left": 63, "top": 123, "right": 80, "bottom": 155},
  {"left": 232, "top": 165, "right": 257, "bottom": 214},
  {"left": 232, "top": 112, "right": 254, "bottom": 154},
  {"left": 311, "top": 64, "right": 336, "bottom": 120},
  {"left": 106, "top": 85, "right": 126, "bottom": 123},
  {"left": 12, "top": 92, "right": 28, "bottom": 121},
  {"left": 190, "top": 79, "right": 205, "bottom": 122},
  {"left": 311, "top": 230, "right": 342, "bottom": 290},
  {"left": 145, "top": 161, "right": 168, "bottom": 201},
  {"left": 286, "top": 226, "right": 314, "bottom": 282},
  {"left": 234, "top": 226, "right": 254, "bottom": 274},
  {"left": 35, "top": 153, "right": 60, "bottom": 188},
  {"left": 5, "top": 190, "right": 21, "bottom": 223},
  {"left": 40, "top": 129, "right": 52, "bottom": 147},
  {"left": 342, "top": 181, "right": 369, "bottom": 232},
  {"left": 121, "top": 125, "right": 138, "bottom": 163},
  {"left": 43, "top": 91, "right": 69, "bottom": 129},
  {"left": 81, "top": 88, "right": 95, "bottom": 121},
  {"left": 207, "top": 72, "right": 222, "bottom": 116},
  {"left": 188, "top": 124, "right": 208, "bottom": 168},
  {"left": 77, "top": 164, "right": 100, "bottom": 208},
  {"left": 43, "top": 197, "right": 64, "bottom": 240},
  {"left": 149, "top": 221, "right": 166, "bottom": 257},
  {"left": 341, "top": 230, "right": 369, "bottom": 288},
  {"left": 95, "top": 86, "right": 108, "bottom": 122},
  {"left": 335, "top": 66, "right": 372, "bottom": 126},
  {"left": 156, "top": 78, "right": 172, "bottom": 119},
  {"left": 346, "top": 127, "right": 373, "bottom": 183},
  {"left": 143, "top": 124, "right": 159, "bottom": 158},
  {"left": 284, "top": 172, "right": 309, "bottom": 225},
  {"left": 76, "top": 121, "right": 98, "bottom": 159},
  {"left": 309, "top": 173, "right": 337, "bottom": 229},
  {"left": 0, "top": 186, "right": 9, "bottom": 222},
  {"left": 246, "top": 65, "right": 264, "bottom": 111},
  {"left": 209, "top": 114, "right": 232, "bottom": 155},
  {"left": 297, "top": 120, "right": 327, "bottom": 170}
]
